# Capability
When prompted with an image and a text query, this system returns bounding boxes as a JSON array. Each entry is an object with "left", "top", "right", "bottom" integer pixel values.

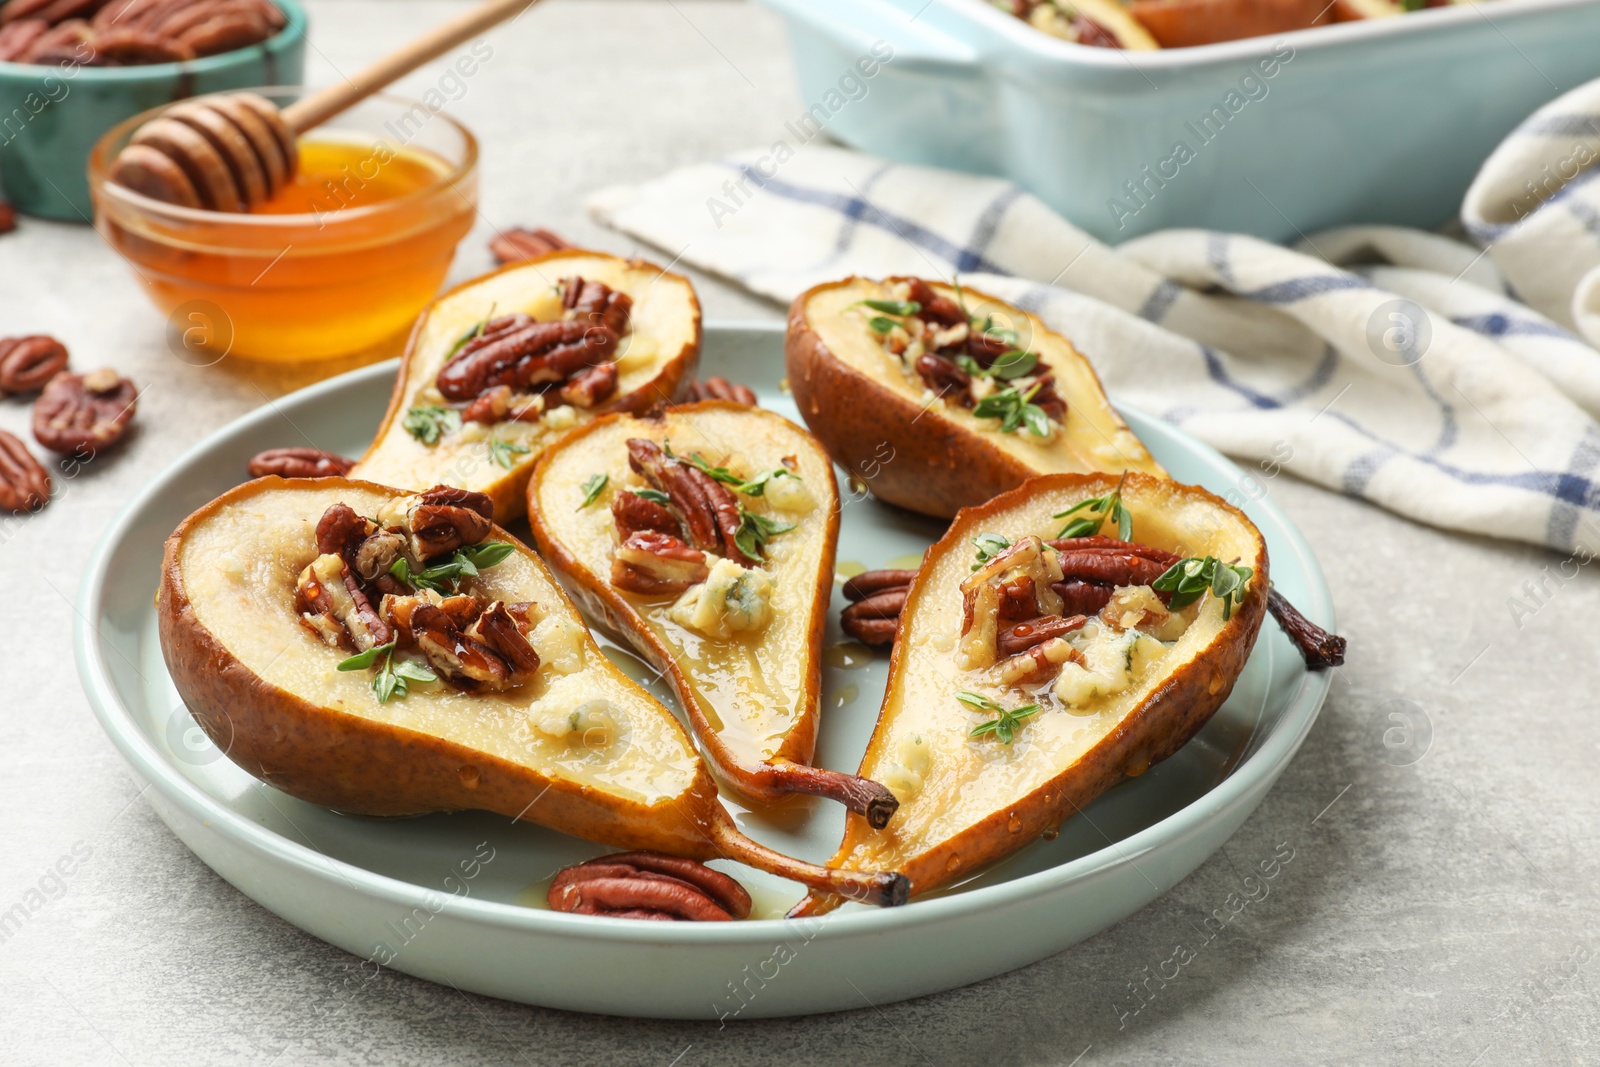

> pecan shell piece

[
  {"left": 32, "top": 368, "right": 137, "bottom": 454},
  {"left": 246, "top": 446, "right": 355, "bottom": 480},
  {"left": 0, "top": 335, "right": 69, "bottom": 395},
  {"left": 0, "top": 430, "right": 50, "bottom": 513}
]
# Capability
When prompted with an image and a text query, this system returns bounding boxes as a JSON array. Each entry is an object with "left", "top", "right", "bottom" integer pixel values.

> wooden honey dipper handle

[{"left": 282, "top": 0, "right": 540, "bottom": 133}]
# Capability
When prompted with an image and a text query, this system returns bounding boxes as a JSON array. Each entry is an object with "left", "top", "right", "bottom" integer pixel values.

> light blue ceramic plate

[{"left": 74, "top": 322, "right": 1333, "bottom": 1019}]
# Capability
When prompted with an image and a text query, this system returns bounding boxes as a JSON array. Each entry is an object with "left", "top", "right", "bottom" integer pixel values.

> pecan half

[
  {"left": 840, "top": 569, "right": 916, "bottom": 646},
  {"left": 997, "top": 614, "right": 1086, "bottom": 658},
  {"left": 436, "top": 318, "right": 616, "bottom": 402},
  {"left": 548, "top": 851, "right": 752, "bottom": 921},
  {"left": 246, "top": 446, "right": 354, "bottom": 480},
  {"left": 558, "top": 360, "right": 617, "bottom": 409},
  {"left": 1049, "top": 548, "right": 1170, "bottom": 588},
  {"left": 611, "top": 489, "right": 679, "bottom": 540},
  {"left": 94, "top": 25, "right": 193, "bottom": 61},
  {"left": 563, "top": 276, "right": 632, "bottom": 338},
  {"left": 612, "top": 529, "right": 709, "bottom": 595},
  {"left": 0, "top": 335, "right": 69, "bottom": 395},
  {"left": 1051, "top": 580, "right": 1115, "bottom": 618},
  {"left": 0, "top": 20, "right": 49, "bottom": 62},
  {"left": 407, "top": 485, "right": 494, "bottom": 559},
  {"left": 905, "top": 278, "right": 967, "bottom": 328},
  {"left": 997, "top": 636, "right": 1082, "bottom": 686},
  {"left": 0, "top": 430, "right": 50, "bottom": 513},
  {"left": 461, "top": 384, "right": 543, "bottom": 425},
  {"left": 685, "top": 376, "right": 758, "bottom": 406},
  {"left": 915, "top": 352, "right": 970, "bottom": 398},
  {"left": 625, "top": 438, "right": 742, "bottom": 559},
  {"left": 315, "top": 501, "right": 374, "bottom": 562},
  {"left": 32, "top": 368, "right": 137, "bottom": 454},
  {"left": 17, "top": 17, "right": 92, "bottom": 62},
  {"left": 488, "top": 226, "right": 569, "bottom": 265},
  {"left": 408, "top": 599, "right": 537, "bottom": 692},
  {"left": 0, "top": 201, "right": 14, "bottom": 234}
]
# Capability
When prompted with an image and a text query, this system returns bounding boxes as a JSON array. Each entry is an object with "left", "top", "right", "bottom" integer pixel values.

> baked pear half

[
  {"left": 785, "top": 275, "right": 1165, "bottom": 519},
  {"left": 528, "top": 401, "right": 899, "bottom": 825},
  {"left": 156, "top": 477, "right": 908, "bottom": 907},
  {"left": 352, "top": 249, "right": 700, "bottom": 524},
  {"left": 792, "top": 472, "right": 1267, "bottom": 915}
]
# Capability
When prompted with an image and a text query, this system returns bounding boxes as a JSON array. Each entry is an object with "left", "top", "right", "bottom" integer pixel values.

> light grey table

[{"left": 3, "top": 2, "right": 1596, "bottom": 1064}]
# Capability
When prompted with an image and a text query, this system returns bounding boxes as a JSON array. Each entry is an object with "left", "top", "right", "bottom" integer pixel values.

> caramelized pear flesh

[
  {"left": 529, "top": 402, "right": 898, "bottom": 824},
  {"left": 353, "top": 250, "right": 701, "bottom": 523},
  {"left": 157, "top": 477, "right": 908, "bottom": 907},
  {"left": 793, "top": 472, "right": 1267, "bottom": 914},
  {"left": 785, "top": 276, "right": 1165, "bottom": 519}
]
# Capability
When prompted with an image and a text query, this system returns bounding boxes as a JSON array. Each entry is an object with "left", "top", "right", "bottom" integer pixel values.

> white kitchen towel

[{"left": 588, "top": 81, "right": 1600, "bottom": 555}]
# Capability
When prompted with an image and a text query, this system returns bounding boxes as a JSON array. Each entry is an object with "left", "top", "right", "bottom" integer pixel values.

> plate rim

[{"left": 74, "top": 320, "right": 1333, "bottom": 947}]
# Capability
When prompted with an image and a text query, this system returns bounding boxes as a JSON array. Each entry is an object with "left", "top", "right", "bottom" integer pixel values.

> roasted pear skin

[
  {"left": 528, "top": 402, "right": 899, "bottom": 825},
  {"left": 785, "top": 276, "right": 1165, "bottom": 519},
  {"left": 352, "top": 249, "right": 701, "bottom": 524},
  {"left": 156, "top": 477, "right": 907, "bottom": 908},
  {"left": 792, "top": 472, "right": 1267, "bottom": 915}
]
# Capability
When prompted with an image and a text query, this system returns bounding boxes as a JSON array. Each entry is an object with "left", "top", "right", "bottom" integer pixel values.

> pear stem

[
  {"left": 705, "top": 815, "right": 909, "bottom": 909},
  {"left": 770, "top": 763, "right": 899, "bottom": 829}
]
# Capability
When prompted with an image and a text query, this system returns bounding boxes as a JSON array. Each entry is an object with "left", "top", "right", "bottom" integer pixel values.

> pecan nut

[
  {"left": 558, "top": 361, "right": 617, "bottom": 409},
  {"left": 488, "top": 226, "right": 569, "bottom": 265},
  {"left": 612, "top": 530, "right": 709, "bottom": 595},
  {"left": 563, "top": 276, "right": 633, "bottom": 338},
  {"left": 626, "top": 438, "right": 742, "bottom": 559},
  {"left": 406, "top": 485, "right": 494, "bottom": 559},
  {"left": 436, "top": 318, "right": 615, "bottom": 402},
  {"left": 0, "top": 430, "right": 50, "bottom": 513},
  {"left": 611, "top": 488, "right": 679, "bottom": 540},
  {"left": 0, "top": 335, "right": 69, "bottom": 395},
  {"left": 32, "top": 368, "right": 137, "bottom": 454},
  {"left": 408, "top": 599, "right": 538, "bottom": 692},
  {"left": 246, "top": 446, "right": 355, "bottom": 480},
  {"left": 0, "top": 19, "right": 48, "bottom": 61},
  {"left": 905, "top": 278, "right": 967, "bottom": 328},
  {"left": 548, "top": 851, "right": 752, "bottom": 921},
  {"left": 685, "top": 376, "right": 758, "bottom": 406},
  {"left": 0, "top": 199, "right": 14, "bottom": 234},
  {"left": 840, "top": 569, "right": 916, "bottom": 647}
]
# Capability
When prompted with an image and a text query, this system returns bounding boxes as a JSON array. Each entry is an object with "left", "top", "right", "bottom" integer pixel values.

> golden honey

[{"left": 93, "top": 133, "right": 477, "bottom": 363}]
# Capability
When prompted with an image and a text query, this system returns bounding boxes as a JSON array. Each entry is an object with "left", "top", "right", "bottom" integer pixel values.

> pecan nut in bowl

[
  {"left": 32, "top": 368, "right": 138, "bottom": 454},
  {"left": 0, "top": 335, "right": 69, "bottom": 395},
  {"left": 0, "top": 430, "right": 50, "bottom": 513},
  {"left": 246, "top": 447, "right": 355, "bottom": 480},
  {"left": 548, "top": 852, "right": 753, "bottom": 921}
]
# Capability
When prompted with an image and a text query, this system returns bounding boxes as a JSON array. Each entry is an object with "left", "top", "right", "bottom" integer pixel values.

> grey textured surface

[{"left": 2, "top": 1, "right": 1597, "bottom": 1064}]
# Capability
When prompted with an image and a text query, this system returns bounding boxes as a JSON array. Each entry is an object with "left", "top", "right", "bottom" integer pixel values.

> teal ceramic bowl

[
  {"left": 757, "top": 0, "right": 1600, "bottom": 242},
  {"left": 0, "top": 0, "right": 306, "bottom": 221}
]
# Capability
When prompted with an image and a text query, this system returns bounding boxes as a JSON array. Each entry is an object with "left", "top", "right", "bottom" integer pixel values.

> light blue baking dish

[{"left": 756, "top": 0, "right": 1600, "bottom": 242}]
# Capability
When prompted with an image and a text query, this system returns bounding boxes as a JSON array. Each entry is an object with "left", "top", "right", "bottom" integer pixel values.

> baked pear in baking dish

[
  {"left": 792, "top": 472, "right": 1267, "bottom": 914},
  {"left": 528, "top": 401, "right": 899, "bottom": 826},
  {"left": 785, "top": 275, "right": 1165, "bottom": 519},
  {"left": 352, "top": 249, "right": 700, "bottom": 523},
  {"left": 156, "top": 477, "right": 908, "bottom": 907}
]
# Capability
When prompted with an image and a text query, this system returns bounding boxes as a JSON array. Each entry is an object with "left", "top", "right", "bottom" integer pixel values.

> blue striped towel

[{"left": 588, "top": 79, "right": 1600, "bottom": 553}]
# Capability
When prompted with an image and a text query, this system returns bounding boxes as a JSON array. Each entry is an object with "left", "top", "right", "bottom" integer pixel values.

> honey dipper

[{"left": 107, "top": 0, "right": 538, "bottom": 211}]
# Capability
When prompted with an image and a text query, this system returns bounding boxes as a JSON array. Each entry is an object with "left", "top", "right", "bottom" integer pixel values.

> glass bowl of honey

[{"left": 87, "top": 88, "right": 478, "bottom": 363}]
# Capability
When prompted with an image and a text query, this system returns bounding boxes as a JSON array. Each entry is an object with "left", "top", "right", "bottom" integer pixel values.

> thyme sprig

[
  {"left": 959, "top": 691, "right": 1041, "bottom": 745},
  {"left": 1053, "top": 472, "right": 1132, "bottom": 541},
  {"left": 1152, "top": 556, "right": 1254, "bottom": 620},
  {"left": 337, "top": 640, "right": 437, "bottom": 704}
]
